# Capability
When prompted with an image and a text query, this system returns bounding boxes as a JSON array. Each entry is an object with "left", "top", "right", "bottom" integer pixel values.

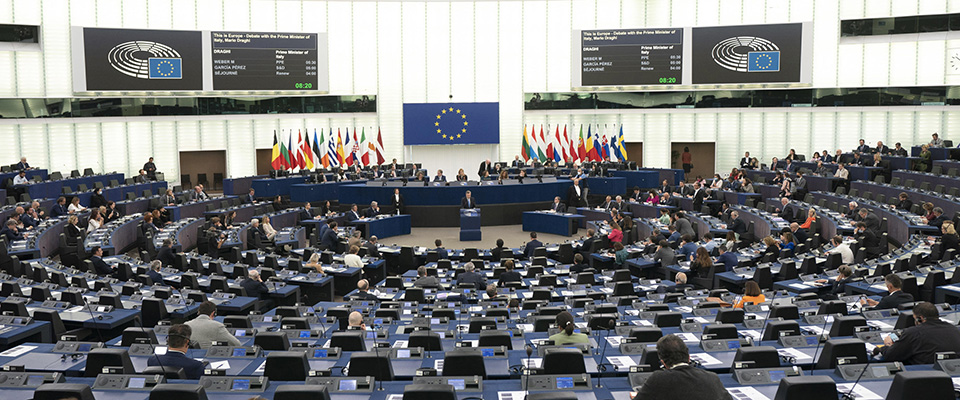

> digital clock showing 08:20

[
  {"left": 295, "top": 82, "right": 313, "bottom": 89},
  {"left": 658, "top": 77, "right": 678, "bottom": 84}
]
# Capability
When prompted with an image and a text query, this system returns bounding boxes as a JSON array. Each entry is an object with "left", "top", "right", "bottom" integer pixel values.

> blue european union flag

[
  {"left": 403, "top": 102, "right": 499, "bottom": 145},
  {"left": 149, "top": 58, "right": 182, "bottom": 79},
  {"left": 747, "top": 51, "right": 780, "bottom": 72}
]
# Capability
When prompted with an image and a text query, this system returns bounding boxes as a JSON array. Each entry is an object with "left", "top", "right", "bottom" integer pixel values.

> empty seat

[
  {"left": 442, "top": 349, "right": 486, "bottom": 378},
  {"left": 83, "top": 348, "right": 134, "bottom": 377},
  {"left": 32, "top": 383, "right": 95, "bottom": 400},
  {"left": 701, "top": 324, "right": 738, "bottom": 340},
  {"left": 348, "top": 350, "right": 394, "bottom": 381},
  {"left": 814, "top": 338, "right": 866, "bottom": 370},
  {"left": 408, "top": 331, "right": 443, "bottom": 352},
  {"left": 265, "top": 351, "right": 310, "bottom": 381},
  {"left": 274, "top": 385, "right": 331, "bottom": 400},
  {"left": 733, "top": 346, "right": 780, "bottom": 368},
  {"left": 773, "top": 376, "right": 837, "bottom": 400},
  {"left": 762, "top": 320, "right": 800, "bottom": 341},
  {"left": 330, "top": 331, "right": 366, "bottom": 351},
  {"left": 542, "top": 347, "right": 586, "bottom": 374},
  {"left": 478, "top": 330, "right": 513, "bottom": 349},
  {"left": 828, "top": 316, "right": 867, "bottom": 337},
  {"left": 148, "top": 383, "right": 208, "bottom": 400},
  {"left": 254, "top": 331, "right": 290, "bottom": 351},
  {"left": 884, "top": 371, "right": 954, "bottom": 400}
]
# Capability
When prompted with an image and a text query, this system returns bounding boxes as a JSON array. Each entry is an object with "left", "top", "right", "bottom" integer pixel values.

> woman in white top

[
  {"left": 344, "top": 245, "right": 364, "bottom": 269},
  {"left": 68, "top": 197, "right": 87, "bottom": 213},
  {"left": 261, "top": 215, "right": 277, "bottom": 240},
  {"left": 86, "top": 211, "right": 102, "bottom": 233}
]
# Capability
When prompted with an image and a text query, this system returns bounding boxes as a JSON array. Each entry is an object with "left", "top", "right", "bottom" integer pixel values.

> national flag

[
  {"left": 344, "top": 128, "right": 354, "bottom": 167},
  {"left": 564, "top": 125, "right": 574, "bottom": 163},
  {"left": 361, "top": 128, "right": 371, "bottom": 166},
  {"left": 585, "top": 125, "right": 595, "bottom": 161},
  {"left": 279, "top": 130, "right": 291, "bottom": 169},
  {"left": 295, "top": 130, "right": 305, "bottom": 169},
  {"left": 336, "top": 128, "right": 346, "bottom": 166},
  {"left": 615, "top": 125, "right": 628, "bottom": 161},
  {"left": 601, "top": 133, "right": 610, "bottom": 160},
  {"left": 521, "top": 125, "right": 531, "bottom": 162},
  {"left": 316, "top": 129, "right": 329, "bottom": 169},
  {"left": 303, "top": 130, "right": 315, "bottom": 170},
  {"left": 374, "top": 128, "right": 385, "bottom": 165},
  {"left": 537, "top": 125, "right": 548, "bottom": 162},
  {"left": 287, "top": 130, "right": 297, "bottom": 170},
  {"left": 351, "top": 128, "right": 361, "bottom": 166},
  {"left": 592, "top": 126, "right": 603, "bottom": 161},
  {"left": 271, "top": 130, "right": 282, "bottom": 170},
  {"left": 577, "top": 125, "right": 586, "bottom": 162},
  {"left": 545, "top": 125, "right": 555, "bottom": 163},
  {"left": 551, "top": 125, "right": 563, "bottom": 162},
  {"left": 327, "top": 128, "right": 339, "bottom": 168}
]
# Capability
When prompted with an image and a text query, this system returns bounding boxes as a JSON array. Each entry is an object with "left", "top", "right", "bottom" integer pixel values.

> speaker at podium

[{"left": 460, "top": 209, "right": 481, "bottom": 241}]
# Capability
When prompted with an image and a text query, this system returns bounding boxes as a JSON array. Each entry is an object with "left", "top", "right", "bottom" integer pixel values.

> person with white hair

[
  {"left": 456, "top": 262, "right": 486, "bottom": 290},
  {"left": 241, "top": 269, "right": 274, "bottom": 311},
  {"left": 364, "top": 201, "right": 381, "bottom": 218}
]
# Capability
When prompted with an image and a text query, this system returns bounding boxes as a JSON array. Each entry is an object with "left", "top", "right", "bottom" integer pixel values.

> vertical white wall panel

[
  {"left": 811, "top": 112, "right": 837, "bottom": 157},
  {"left": 862, "top": 43, "right": 890, "bottom": 86},
  {"left": 786, "top": 112, "right": 811, "bottom": 159},
  {"left": 74, "top": 122, "right": 102, "bottom": 175},
  {"left": 643, "top": 114, "right": 669, "bottom": 168},
  {"left": 376, "top": 1, "right": 403, "bottom": 161},
  {"left": 545, "top": 1, "right": 571, "bottom": 93},
  {"left": 520, "top": 0, "right": 546, "bottom": 93},
  {"left": 401, "top": 2, "right": 427, "bottom": 103},
  {"left": 888, "top": 112, "right": 915, "bottom": 149},
  {"left": 150, "top": 121, "right": 177, "bottom": 182},
  {"left": 249, "top": 0, "right": 276, "bottom": 31},
  {"left": 352, "top": 2, "right": 378, "bottom": 95},
  {"left": 176, "top": 120, "right": 201, "bottom": 151},
  {"left": 762, "top": 113, "right": 786, "bottom": 160},
  {"left": 126, "top": 121, "right": 153, "bottom": 174},
  {"left": 715, "top": 113, "right": 741, "bottom": 172},
  {"left": 121, "top": 0, "right": 148, "bottom": 28},
  {"left": 100, "top": 122, "right": 127, "bottom": 174},
  {"left": 147, "top": 0, "right": 172, "bottom": 28},
  {"left": 170, "top": 0, "right": 196, "bottom": 29},
  {"left": 46, "top": 123, "right": 76, "bottom": 175}
]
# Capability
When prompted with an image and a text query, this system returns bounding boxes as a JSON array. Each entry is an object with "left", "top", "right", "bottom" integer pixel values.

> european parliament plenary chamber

[{"left": 7, "top": 1, "right": 960, "bottom": 400}]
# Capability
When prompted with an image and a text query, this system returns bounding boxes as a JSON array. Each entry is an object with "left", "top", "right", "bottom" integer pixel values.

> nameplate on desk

[
  {"left": 0, "top": 371, "right": 63, "bottom": 387},
  {"left": 52, "top": 341, "right": 103, "bottom": 353},
  {"left": 93, "top": 374, "right": 165, "bottom": 390},
  {"left": 304, "top": 376, "right": 375, "bottom": 392},
  {"left": 197, "top": 376, "right": 268, "bottom": 392},
  {"left": 778, "top": 335, "right": 823, "bottom": 347},
  {"left": 413, "top": 376, "right": 483, "bottom": 392},
  {"left": 619, "top": 342, "right": 656, "bottom": 355},
  {"left": 862, "top": 309, "right": 898, "bottom": 320},
  {"left": 733, "top": 366, "right": 803, "bottom": 384},
  {"left": 521, "top": 374, "right": 592, "bottom": 391},
  {"left": 205, "top": 346, "right": 263, "bottom": 359},
  {"left": 835, "top": 362, "right": 904, "bottom": 381},
  {"left": 702, "top": 338, "right": 751, "bottom": 352}
]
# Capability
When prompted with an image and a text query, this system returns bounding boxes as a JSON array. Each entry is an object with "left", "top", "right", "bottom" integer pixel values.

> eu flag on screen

[
  {"left": 149, "top": 58, "right": 182, "bottom": 79},
  {"left": 403, "top": 102, "right": 499, "bottom": 145},
  {"left": 747, "top": 51, "right": 780, "bottom": 72}
]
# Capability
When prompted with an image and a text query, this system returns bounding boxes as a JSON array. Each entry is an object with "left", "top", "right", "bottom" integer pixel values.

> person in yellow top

[
  {"left": 547, "top": 311, "right": 590, "bottom": 345},
  {"left": 734, "top": 281, "right": 766, "bottom": 308}
]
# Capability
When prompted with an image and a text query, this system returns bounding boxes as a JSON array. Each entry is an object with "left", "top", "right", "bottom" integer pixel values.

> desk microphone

[
  {"left": 523, "top": 344, "right": 533, "bottom": 400},
  {"left": 756, "top": 289, "right": 779, "bottom": 346},
  {"left": 369, "top": 319, "right": 385, "bottom": 391},
  {"left": 840, "top": 349, "right": 875, "bottom": 400},
  {"left": 808, "top": 311, "right": 832, "bottom": 375},
  {"left": 595, "top": 319, "right": 616, "bottom": 389}
]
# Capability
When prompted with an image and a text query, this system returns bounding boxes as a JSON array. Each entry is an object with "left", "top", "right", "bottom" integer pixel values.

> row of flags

[
  {"left": 521, "top": 124, "right": 628, "bottom": 163},
  {"left": 271, "top": 128, "right": 386, "bottom": 170}
]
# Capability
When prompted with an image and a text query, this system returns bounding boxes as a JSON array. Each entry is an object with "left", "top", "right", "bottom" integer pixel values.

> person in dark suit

[
  {"left": 879, "top": 302, "right": 960, "bottom": 365},
  {"left": 391, "top": 188, "right": 405, "bottom": 215},
  {"left": 147, "top": 260, "right": 164, "bottom": 285},
  {"left": 675, "top": 181, "right": 693, "bottom": 197},
  {"left": 19, "top": 207, "right": 37, "bottom": 229},
  {"left": 634, "top": 335, "right": 734, "bottom": 400},
  {"left": 461, "top": 191, "right": 478, "bottom": 209},
  {"left": 580, "top": 229, "right": 598, "bottom": 256},
  {"left": 855, "top": 221, "right": 881, "bottom": 258},
  {"left": 855, "top": 138, "right": 870, "bottom": 153},
  {"left": 156, "top": 239, "right": 176, "bottom": 267},
  {"left": 432, "top": 239, "right": 449, "bottom": 259},
  {"left": 858, "top": 208, "right": 881, "bottom": 236},
  {"left": 246, "top": 219, "right": 269, "bottom": 249},
  {"left": 363, "top": 201, "right": 381, "bottom": 218},
  {"left": 90, "top": 246, "right": 114, "bottom": 276},
  {"left": 490, "top": 238, "right": 506, "bottom": 262},
  {"left": 511, "top": 155, "right": 525, "bottom": 168},
  {"left": 569, "top": 253, "right": 590, "bottom": 274},
  {"left": 894, "top": 192, "right": 913, "bottom": 211},
  {"left": 653, "top": 240, "right": 677, "bottom": 267},
  {"left": 599, "top": 195, "right": 614, "bottom": 210},
  {"left": 50, "top": 197, "right": 69, "bottom": 218},
  {"left": 497, "top": 259, "right": 523, "bottom": 287},
  {"left": 143, "top": 157, "right": 157, "bottom": 180},
  {"left": 549, "top": 196, "right": 565, "bottom": 213},
  {"left": 790, "top": 223, "right": 808, "bottom": 244},
  {"left": 566, "top": 177, "right": 585, "bottom": 209},
  {"left": 729, "top": 211, "right": 747, "bottom": 238},
  {"left": 663, "top": 272, "right": 695, "bottom": 293},
  {"left": 147, "top": 324, "right": 205, "bottom": 379},
  {"left": 861, "top": 274, "right": 914, "bottom": 309},
  {"left": 320, "top": 221, "right": 339, "bottom": 250},
  {"left": 691, "top": 182, "right": 706, "bottom": 211},
  {"left": 477, "top": 159, "right": 493, "bottom": 178},
  {"left": 659, "top": 192, "right": 679, "bottom": 208},
  {"left": 892, "top": 142, "right": 908, "bottom": 157},
  {"left": 351, "top": 279, "right": 379, "bottom": 301},
  {"left": 0, "top": 220, "right": 23, "bottom": 242},
  {"left": 875, "top": 141, "right": 890, "bottom": 155},
  {"left": 456, "top": 262, "right": 486, "bottom": 290},
  {"left": 299, "top": 202, "right": 318, "bottom": 221},
  {"left": 363, "top": 236, "right": 380, "bottom": 258},
  {"left": 816, "top": 265, "right": 853, "bottom": 299},
  {"left": 346, "top": 204, "right": 361, "bottom": 221},
  {"left": 739, "top": 152, "right": 752, "bottom": 169},
  {"left": 717, "top": 246, "right": 738, "bottom": 272},
  {"left": 63, "top": 215, "right": 83, "bottom": 246},
  {"left": 926, "top": 207, "right": 947, "bottom": 229},
  {"left": 523, "top": 232, "right": 543, "bottom": 258},
  {"left": 245, "top": 188, "right": 256, "bottom": 204},
  {"left": 433, "top": 169, "right": 447, "bottom": 182},
  {"left": 241, "top": 269, "right": 275, "bottom": 311},
  {"left": 16, "top": 157, "right": 30, "bottom": 171}
]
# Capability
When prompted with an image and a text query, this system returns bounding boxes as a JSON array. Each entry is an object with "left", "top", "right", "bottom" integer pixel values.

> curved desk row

[
  {"left": 84, "top": 216, "right": 143, "bottom": 256},
  {"left": 810, "top": 191, "right": 937, "bottom": 246},
  {"left": 67, "top": 182, "right": 167, "bottom": 205},
  {"left": 892, "top": 170, "right": 960, "bottom": 196},
  {"left": 851, "top": 181, "right": 960, "bottom": 220},
  {"left": 14, "top": 173, "right": 124, "bottom": 201}
]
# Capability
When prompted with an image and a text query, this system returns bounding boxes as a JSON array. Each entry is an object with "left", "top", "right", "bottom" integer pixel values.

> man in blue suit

[
  {"left": 433, "top": 169, "right": 447, "bottom": 182},
  {"left": 321, "top": 221, "right": 339, "bottom": 250},
  {"left": 346, "top": 204, "right": 361, "bottom": 221},
  {"left": 246, "top": 188, "right": 257, "bottom": 204},
  {"left": 147, "top": 324, "right": 205, "bottom": 379},
  {"left": 147, "top": 260, "right": 164, "bottom": 285},
  {"left": 523, "top": 232, "right": 543, "bottom": 258},
  {"left": 50, "top": 197, "right": 69, "bottom": 218},
  {"left": 456, "top": 262, "right": 486, "bottom": 290},
  {"left": 432, "top": 239, "right": 449, "bottom": 259}
]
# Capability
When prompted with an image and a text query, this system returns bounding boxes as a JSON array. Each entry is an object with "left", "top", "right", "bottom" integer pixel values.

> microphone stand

[
  {"left": 756, "top": 290, "right": 779, "bottom": 346},
  {"left": 523, "top": 344, "right": 534, "bottom": 400},
  {"left": 595, "top": 319, "right": 616, "bottom": 389},
  {"left": 369, "top": 319, "right": 385, "bottom": 391},
  {"left": 808, "top": 311, "right": 832, "bottom": 375}
]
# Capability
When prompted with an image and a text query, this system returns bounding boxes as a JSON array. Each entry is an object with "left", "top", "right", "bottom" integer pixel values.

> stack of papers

[
  {"left": 689, "top": 352, "right": 723, "bottom": 366},
  {"left": 606, "top": 356, "right": 637, "bottom": 369},
  {"left": 835, "top": 384, "right": 882, "bottom": 399},
  {"left": 726, "top": 387, "right": 770, "bottom": 400}
]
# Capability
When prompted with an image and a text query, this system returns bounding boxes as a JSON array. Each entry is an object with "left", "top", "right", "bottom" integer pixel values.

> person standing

[{"left": 143, "top": 157, "right": 157, "bottom": 180}]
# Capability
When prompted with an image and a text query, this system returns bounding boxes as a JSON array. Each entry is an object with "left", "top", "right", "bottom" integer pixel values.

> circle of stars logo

[
  {"left": 435, "top": 106, "right": 468, "bottom": 142},
  {"left": 753, "top": 53, "right": 774, "bottom": 70},
  {"left": 155, "top": 60, "right": 177, "bottom": 77}
]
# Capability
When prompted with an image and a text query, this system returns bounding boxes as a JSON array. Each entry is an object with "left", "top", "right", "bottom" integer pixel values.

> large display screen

[
  {"left": 573, "top": 22, "right": 810, "bottom": 88},
  {"left": 71, "top": 27, "right": 328, "bottom": 92},
  {"left": 580, "top": 28, "right": 683, "bottom": 86}
]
